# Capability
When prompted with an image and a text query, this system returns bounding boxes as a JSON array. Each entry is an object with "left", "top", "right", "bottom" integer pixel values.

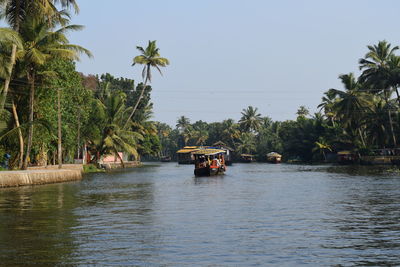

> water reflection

[
  {"left": 1, "top": 163, "right": 400, "bottom": 265},
  {"left": 0, "top": 183, "right": 79, "bottom": 265}
]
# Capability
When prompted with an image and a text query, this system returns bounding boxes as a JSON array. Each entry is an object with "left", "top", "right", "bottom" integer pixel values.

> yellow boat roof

[
  {"left": 192, "top": 149, "right": 226, "bottom": 155},
  {"left": 337, "top": 151, "right": 352, "bottom": 155},
  {"left": 176, "top": 148, "right": 200, "bottom": 153}
]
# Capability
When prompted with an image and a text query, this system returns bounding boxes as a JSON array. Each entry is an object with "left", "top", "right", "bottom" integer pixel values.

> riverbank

[{"left": 0, "top": 168, "right": 83, "bottom": 188}]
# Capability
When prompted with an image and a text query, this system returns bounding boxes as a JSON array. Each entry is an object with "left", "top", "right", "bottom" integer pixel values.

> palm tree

[
  {"left": 18, "top": 17, "right": 91, "bottom": 169},
  {"left": 239, "top": 106, "right": 262, "bottom": 133},
  {"left": 0, "top": 0, "right": 79, "bottom": 110},
  {"left": 312, "top": 137, "right": 332, "bottom": 161},
  {"left": 296, "top": 105, "right": 310, "bottom": 118},
  {"left": 0, "top": 28, "right": 22, "bottom": 83},
  {"left": 327, "top": 73, "right": 373, "bottom": 147},
  {"left": 124, "top": 40, "right": 169, "bottom": 128},
  {"left": 91, "top": 88, "right": 142, "bottom": 167},
  {"left": 221, "top": 119, "right": 240, "bottom": 148},
  {"left": 176, "top": 115, "right": 190, "bottom": 132},
  {"left": 359, "top": 41, "right": 399, "bottom": 146},
  {"left": 235, "top": 132, "right": 256, "bottom": 155}
]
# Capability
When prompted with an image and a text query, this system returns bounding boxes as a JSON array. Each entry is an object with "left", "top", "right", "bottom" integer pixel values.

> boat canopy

[
  {"left": 267, "top": 152, "right": 281, "bottom": 157},
  {"left": 337, "top": 150, "right": 352, "bottom": 155},
  {"left": 177, "top": 148, "right": 199, "bottom": 153},
  {"left": 192, "top": 149, "right": 225, "bottom": 156}
]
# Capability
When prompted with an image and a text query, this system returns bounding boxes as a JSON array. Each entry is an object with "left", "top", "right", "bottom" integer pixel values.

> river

[{"left": 0, "top": 163, "right": 400, "bottom": 266}]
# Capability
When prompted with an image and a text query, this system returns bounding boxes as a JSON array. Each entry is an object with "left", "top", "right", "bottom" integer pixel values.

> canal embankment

[{"left": 0, "top": 164, "right": 83, "bottom": 188}]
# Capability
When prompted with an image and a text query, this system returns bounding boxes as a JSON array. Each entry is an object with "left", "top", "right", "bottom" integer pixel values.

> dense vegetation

[
  {"left": 156, "top": 41, "right": 400, "bottom": 162},
  {"left": 1, "top": 2, "right": 400, "bottom": 168},
  {"left": 0, "top": 1, "right": 167, "bottom": 169}
]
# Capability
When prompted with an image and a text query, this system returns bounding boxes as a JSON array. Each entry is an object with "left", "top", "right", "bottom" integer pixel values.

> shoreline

[
  {"left": 0, "top": 162, "right": 143, "bottom": 188},
  {"left": 0, "top": 168, "right": 83, "bottom": 188}
]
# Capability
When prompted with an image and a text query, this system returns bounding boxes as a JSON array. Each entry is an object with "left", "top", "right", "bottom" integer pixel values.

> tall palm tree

[
  {"left": 97, "top": 90, "right": 142, "bottom": 167},
  {"left": 359, "top": 41, "right": 399, "bottom": 146},
  {"left": 18, "top": 17, "right": 91, "bottom": 169},
  {"left": 124, "top": 40, "right": 169, "bottom": 128},
  {"left": 239, "top": 106, "right": 262, "bottom": 133},
  {"left": 327, "top": 73, "right": 372, "bottom": 147},
  {"left": 0, "top": 0, "right": 79, "bottom": 110},
  {"left": 0, "top": 28, "right": 22, "bottom": 80},
  {"left": 176, "top": 115, "right": 190, "bottom": 132}
]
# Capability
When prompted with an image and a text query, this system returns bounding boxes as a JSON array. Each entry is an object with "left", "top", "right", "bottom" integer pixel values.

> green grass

[{"left": 83, "top": 164, "right": 105, "bottom": 173}]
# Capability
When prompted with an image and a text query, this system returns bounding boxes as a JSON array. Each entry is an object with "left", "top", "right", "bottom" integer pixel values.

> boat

[
  {"left": 240, "top": 154, "right": 254, "bottom": 163},
  {"left": 160, "top": 156, "right": 171, "bottom": 162},
  {"left": 176, "top": 146, "right": 200, "bottom": 164},
  {"left": 193, "top": 149, "right": 227, "bottom": 176},
  {"left": 337, "top": 151, "right": 358, "bottom": 164},
  {"left": 267, "top": 152, "right": 282, "bottom": 163}
]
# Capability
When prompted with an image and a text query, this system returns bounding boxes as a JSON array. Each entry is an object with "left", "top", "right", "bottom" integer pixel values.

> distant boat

[
  {"left": 240, "top": 154, "right": 254, "bottom": 163},
  {"left": 193, "top": 149, "right": 226, "bottom": 176},
  {"left": 160, "top": 156, "right": 171, "bottom": 162},
  {"left": 337, "top": 151, "right": 358, "bottom": 164},
  {"left": 176, "top": 146, "right": 200, "bottom": 164},
  {"left": 267, "top": 152, "right": 282, "bottom": 163}
]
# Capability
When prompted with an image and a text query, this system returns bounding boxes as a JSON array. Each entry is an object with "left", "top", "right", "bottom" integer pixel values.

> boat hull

[{"left": 194, "top": 166, "right": 225, "bottom": 176}]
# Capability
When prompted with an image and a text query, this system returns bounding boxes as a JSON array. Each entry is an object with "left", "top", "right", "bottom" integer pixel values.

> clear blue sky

[{"left": 69, "top": 0, "right": 400, "bottom": 126}]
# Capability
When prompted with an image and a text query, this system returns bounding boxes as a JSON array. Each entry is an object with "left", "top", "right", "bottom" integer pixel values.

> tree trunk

[
  {"left": 124, "top": 77, "right": 148, "bottom": 129},
  {"left": 76, "top": 110, "right": 81, "bottom": 160},
  {"left": 11, "top": 99, "right": 24, "bottom": 169},
  {"left": 388, "top": 109, "right": 397, "bottom": 147},
  {"left": 1, "top": 0, "right": 20, "bottom": 109},
  {"left": 58, "top": 88, "right": 62, "bottom": 169},
  {"left": 0, "top": 44, "right": 17, "bottom": 110},
  {"left": 116, "top": 151, "right": 125, "bottom": 168},
  {"left": 358, "top": 127, "right": 366, "bottom": 148},
  {"left": 22, "top": 72, "right": 35, "bottom": 170}
]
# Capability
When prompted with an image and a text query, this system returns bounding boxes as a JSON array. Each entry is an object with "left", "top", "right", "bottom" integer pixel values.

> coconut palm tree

[
  {"left": 18, "top": 17, "right": 91, "bottom": 169},
  {"left": 124, "top": 40, "right": 169, "bottom": 128},
  {"left": 0, "top": 28, "right": 22, "bottom": 81},
  {"left": 326, "top": 73, "right": 373, "bottom": 147},
  {"left": 220, "top": 119, "right": 240, "bottom": 148},
  {"left": 239, "top": 106, "right": 262, "bottom": 133},
  {"left": 91, "top": 88, "right": 142, "bottom": 167},
  {"left": 176, "top": 115, "right": 190, "bottom": 133},
  {"left": 235, "top": 132, "right": 256, "bottom": 155},
  {"left": 0, "top": 0, "right": 79, "bottom": 110},
  {"left": 359, "top": 41, "right": 399, "bottom": 146}
]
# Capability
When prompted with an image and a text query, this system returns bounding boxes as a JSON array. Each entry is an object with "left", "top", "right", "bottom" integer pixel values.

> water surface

[{"left": 1, "top": 163, "right": 400, "bottom": 266}]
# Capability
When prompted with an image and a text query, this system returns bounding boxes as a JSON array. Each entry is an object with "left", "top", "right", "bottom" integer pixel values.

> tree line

[
  {"left": 0, "top": 0, "right": 169, "bottom": 169},
  {"left": 155, "top": 40, "right": 400, "bottom": 162}
]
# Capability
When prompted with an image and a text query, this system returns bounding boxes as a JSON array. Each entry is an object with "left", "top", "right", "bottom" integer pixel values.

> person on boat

[{"left": 213, "top": 157, "right": 221, "bottom": 167}]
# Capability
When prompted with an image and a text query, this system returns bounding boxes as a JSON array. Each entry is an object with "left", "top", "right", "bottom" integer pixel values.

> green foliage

[{"left": 83, "top": 164, "right": 104, "bottom": 173}]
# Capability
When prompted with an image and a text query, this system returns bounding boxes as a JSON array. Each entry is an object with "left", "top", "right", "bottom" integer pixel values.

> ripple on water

[{"left": 1, "top": 163, "right": 400, "bottom": 266}]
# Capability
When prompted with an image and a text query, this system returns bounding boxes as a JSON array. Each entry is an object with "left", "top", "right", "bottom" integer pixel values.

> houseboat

[
  {"left": 240, "top": 154, "right": 254, "bottom": 163},
  {"left": 193, "top": 149, "right": 226, "bottom": 176},
  {"left": 267, "top": 152, "right": 282, "bottom": 163},
  {"left": 337, "top": 151, "right": 358, "bottom": 164},
  {"left": 176, "top": 146, "right": 200, "bottom": 164},
  {"left": 360, "top": 148, "right": 400, "bottom": 165}
]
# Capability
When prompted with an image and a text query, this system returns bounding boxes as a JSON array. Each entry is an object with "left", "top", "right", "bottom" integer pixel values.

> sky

[{"left": 67, "top": 0, "right": 400, "bottom": 126}]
